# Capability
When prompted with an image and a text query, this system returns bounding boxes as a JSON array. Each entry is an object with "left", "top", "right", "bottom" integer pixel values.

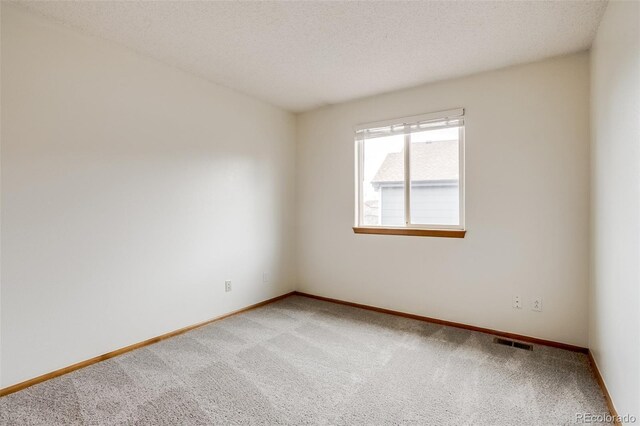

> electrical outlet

[
  {"left": 225, "top": 280, "right": 232, "bottom": 292},
  {"left": 513, "top": 295, "right": 522, "bottom": 309},
  {"left": 263, "top": 272, "right": 269, "bottom": 283},
  {"left": 532, "top": 298, "right": 542, "bottom": 312}
]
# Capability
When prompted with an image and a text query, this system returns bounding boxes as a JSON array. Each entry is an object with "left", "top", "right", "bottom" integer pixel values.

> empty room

[{"left": 0, "top": 0, "right": 638, "bottom": 424}]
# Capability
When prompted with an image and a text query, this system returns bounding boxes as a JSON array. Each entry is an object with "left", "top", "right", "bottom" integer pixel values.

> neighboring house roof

[
  {"left": 364, "top": 199, "right": 379, "bottom": 209},
  {"left": 372, "top": 140, "right": 458, "bottom": 185},
  {"left": 363, "top": 199, "right": 380, "bottom": 222}
]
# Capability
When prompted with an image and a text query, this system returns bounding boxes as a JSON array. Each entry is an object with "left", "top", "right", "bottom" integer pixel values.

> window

[{"left": 354, "top": 108, "right": 465, "bottom": 238}]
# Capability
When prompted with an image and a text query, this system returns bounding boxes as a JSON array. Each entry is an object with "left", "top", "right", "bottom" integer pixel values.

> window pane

[
  {"left": 409, "top": 127, "right": 460, "bottom": 226},
  {"left": 362, "top": 134, "right": 405, "bottom": 226}
]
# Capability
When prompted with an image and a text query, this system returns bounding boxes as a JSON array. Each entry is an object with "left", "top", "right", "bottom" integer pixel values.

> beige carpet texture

[{"left": 0, "top": 295, "right": 611, "bottom": 425}]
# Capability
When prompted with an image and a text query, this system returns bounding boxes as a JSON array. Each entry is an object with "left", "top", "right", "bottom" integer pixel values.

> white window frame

[{"left": 354, "top": 108, "right": 465, "bottom": 231}]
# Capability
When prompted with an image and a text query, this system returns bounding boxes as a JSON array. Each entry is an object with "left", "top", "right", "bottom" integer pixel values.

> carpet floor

[{"left": 1, "top": 295, "right": 611, "bottom": 425}]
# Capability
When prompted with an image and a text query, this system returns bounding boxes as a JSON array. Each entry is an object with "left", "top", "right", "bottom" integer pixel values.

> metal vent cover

[{"left": 493, "top": 337, "right": 533, "bottom": 351}]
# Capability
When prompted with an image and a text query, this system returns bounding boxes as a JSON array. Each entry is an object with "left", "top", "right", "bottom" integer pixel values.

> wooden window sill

[{"left": 352, "top": 227, "right": 466, "bottom": 238}]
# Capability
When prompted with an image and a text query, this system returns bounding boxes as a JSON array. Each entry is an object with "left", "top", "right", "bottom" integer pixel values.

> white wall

[
  {"left": 589, "top": 0, "right": 640, "bottom": 420},
  {"left": 0, "top": 2, "right": 3, "bottom": 387},
  {"left": 0, "top": 5, "right": 296, "bottom": 388},
  {"left": 296, "top": 53, "right": 591, "bottom": 347}
]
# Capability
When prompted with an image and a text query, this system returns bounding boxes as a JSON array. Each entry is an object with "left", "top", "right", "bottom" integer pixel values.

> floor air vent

[{"left": 493, "top": 337, "right": 533, "bottom": 351}]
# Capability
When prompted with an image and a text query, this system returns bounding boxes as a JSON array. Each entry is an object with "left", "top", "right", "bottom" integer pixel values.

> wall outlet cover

[
  {"left": 513, "top": 295, "right": 522, "bottom": 309},
  {"left": 532, "top": 298, "right": 542, "bottom": 312}
]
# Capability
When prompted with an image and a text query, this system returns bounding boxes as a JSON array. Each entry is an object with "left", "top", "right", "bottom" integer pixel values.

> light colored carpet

[{"left": 1, "top": 295, "right": 611, "bottom": 425}]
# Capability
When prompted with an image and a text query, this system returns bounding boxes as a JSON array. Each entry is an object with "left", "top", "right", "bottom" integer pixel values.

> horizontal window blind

[{"left": 355, "top": 108, "right": 464, "bottom": 140}]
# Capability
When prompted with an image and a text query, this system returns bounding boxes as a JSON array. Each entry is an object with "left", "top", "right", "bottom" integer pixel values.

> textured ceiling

[{"left": 12, "top": 1, "right": 607, "bottom": 112}]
